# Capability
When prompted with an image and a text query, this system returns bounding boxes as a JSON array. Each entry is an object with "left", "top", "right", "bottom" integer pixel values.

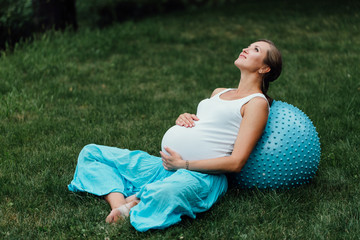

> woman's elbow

[
  {"left": 232, "top": 165, "right": 244, "bottom": 173},
  {"left": 229, "top": 156, "right": 247, "bottom": 173}
]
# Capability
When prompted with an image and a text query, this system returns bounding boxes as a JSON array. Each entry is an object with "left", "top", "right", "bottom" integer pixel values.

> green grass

[{"left": 1, "top": 0, "right": 360, "bottom": 239}]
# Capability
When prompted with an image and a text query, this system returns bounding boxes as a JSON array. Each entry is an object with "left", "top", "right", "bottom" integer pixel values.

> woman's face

[{"left": 234, "top": 41, "right": 271, "bottom": 73}]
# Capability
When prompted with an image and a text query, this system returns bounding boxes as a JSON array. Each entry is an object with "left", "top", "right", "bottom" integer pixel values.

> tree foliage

[
  {"left": 0, "top": 0, "right": 234, "bottom": 51},
  {"left": 0, "top": 0, "right": 34, "bottom": 50}
]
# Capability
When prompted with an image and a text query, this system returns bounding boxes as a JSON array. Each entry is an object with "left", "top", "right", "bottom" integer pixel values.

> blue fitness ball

[{"left": 228, "top": 100, "right": 321, "bottom": 189}]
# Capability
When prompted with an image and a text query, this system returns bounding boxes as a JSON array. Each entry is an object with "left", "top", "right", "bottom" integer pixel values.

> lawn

[{"left": 1, "top": 0, "right": 359, "bottom": 239}]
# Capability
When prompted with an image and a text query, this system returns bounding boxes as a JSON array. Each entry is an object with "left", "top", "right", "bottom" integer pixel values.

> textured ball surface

[{"left": 229, "top": 100, "right": 321, "bottom": 189}]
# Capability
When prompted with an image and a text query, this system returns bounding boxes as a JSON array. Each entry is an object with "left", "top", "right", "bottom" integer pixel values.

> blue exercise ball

[{"left": 228, "top": 100, "right": 321, "bottom": 189}]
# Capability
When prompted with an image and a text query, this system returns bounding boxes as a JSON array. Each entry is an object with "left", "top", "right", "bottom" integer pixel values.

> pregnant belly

[{"left": 161, "top": 125, "right": 225, "bottom": 161}]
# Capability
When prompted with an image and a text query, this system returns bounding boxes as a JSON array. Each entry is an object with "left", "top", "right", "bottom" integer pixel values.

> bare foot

[
  {"left": 105, "top": 200, "right": 139, "bottom": 223},
  {"left": 105, "top": 206, "right": 128, "bottom": 223}
]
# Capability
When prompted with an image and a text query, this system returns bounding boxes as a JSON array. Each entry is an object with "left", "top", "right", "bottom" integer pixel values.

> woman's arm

[{"left": 160, "top": 97, "right": 269, "bottom": 174}]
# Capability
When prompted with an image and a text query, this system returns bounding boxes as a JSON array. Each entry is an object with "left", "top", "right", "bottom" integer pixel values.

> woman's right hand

[{"left": 175, "top": 113, "right": 199, "bottom": 128}]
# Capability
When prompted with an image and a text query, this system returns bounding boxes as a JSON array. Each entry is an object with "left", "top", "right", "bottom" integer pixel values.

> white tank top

[{"left": 161, "top": 89, "right": 269, "bottom": 161}]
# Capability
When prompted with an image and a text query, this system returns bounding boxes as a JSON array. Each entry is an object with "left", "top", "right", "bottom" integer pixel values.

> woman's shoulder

[
  {"left": 210, "top": 88, "right": 228, "bottom": 97},
  {"left": 242, "top": 96, "right": 269, "bottom": 116}
]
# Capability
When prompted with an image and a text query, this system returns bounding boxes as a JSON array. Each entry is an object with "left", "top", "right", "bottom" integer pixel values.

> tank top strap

[
  {"left": 241, "top": 93, "right": 270, "bottom": 112},
  {"left": 212, "top": 88, "right": 233, "bottom": 98}
]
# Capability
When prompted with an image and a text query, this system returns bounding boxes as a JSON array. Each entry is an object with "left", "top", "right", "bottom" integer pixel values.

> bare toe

[{"left": 105, "top": 207, "right": 127, "bottom": 223}]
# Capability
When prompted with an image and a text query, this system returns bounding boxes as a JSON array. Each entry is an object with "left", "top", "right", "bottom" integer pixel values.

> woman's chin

[{"left": 234, "top": 60, "right": 242, "bottom": 69}]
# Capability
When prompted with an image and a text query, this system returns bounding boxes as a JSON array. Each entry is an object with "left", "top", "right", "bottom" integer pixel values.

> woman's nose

[{"left": 242, "top": 48, "right": 248, "bottom": 53}]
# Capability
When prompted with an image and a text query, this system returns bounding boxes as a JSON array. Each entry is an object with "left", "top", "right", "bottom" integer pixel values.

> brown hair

[{"left": 258, "top": 39, "right": 282, "bottom": 101}]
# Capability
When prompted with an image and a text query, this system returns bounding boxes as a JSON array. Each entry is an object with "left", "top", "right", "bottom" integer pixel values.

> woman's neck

[{"left": 235, "top": 72, "right": 262, "bottom": 95}]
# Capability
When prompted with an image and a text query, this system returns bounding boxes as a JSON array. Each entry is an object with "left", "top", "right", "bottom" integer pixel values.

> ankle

[{"left": 125, "top": 194, "right": 139, "bottom": 203}]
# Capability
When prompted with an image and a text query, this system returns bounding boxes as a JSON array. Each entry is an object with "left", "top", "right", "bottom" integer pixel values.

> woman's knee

[
  {"left": 81, "top": 143, "right": 98, "bottom": 153},
  {"left": 78, "top": 144, "right": 100, "bottom": 160}
]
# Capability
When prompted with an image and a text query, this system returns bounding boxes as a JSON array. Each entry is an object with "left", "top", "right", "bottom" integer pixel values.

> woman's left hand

[{"left": 160, "top": 147, "right": 185, "bottom": 171}]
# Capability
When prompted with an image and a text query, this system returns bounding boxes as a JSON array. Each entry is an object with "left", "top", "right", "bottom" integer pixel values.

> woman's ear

[{"left": 259, "top": 66, "right": 270, "bottom": 74}]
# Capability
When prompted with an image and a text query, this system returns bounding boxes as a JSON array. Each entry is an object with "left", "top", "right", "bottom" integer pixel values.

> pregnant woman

[{"left": 68, "top": 39, "right": 282, "bottom": 232}]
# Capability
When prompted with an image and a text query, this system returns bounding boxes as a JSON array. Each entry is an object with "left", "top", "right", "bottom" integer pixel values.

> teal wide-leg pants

[{"left": 68, "top": 144, "right": 228, "bottom": 232}]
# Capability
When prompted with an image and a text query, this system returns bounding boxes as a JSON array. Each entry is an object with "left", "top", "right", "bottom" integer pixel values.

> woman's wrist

[{"left": 185, "top": 160, "right": 189, "bottom": 170}]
